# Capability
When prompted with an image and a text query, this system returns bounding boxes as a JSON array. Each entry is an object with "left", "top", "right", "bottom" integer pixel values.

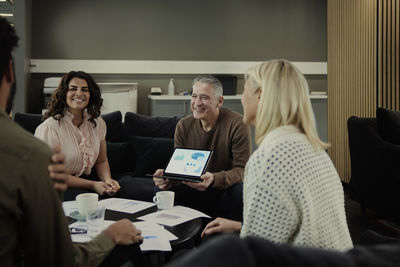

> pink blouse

[{"left": 34, "top": 110, "right": 107, "bottom": 177}]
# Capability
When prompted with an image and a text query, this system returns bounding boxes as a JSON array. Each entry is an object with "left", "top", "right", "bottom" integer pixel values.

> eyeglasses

[{"left": 69, "top": 227, "right": 87, "bottom": 234}]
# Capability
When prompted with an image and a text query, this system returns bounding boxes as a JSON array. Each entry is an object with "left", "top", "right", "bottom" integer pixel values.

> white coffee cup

[
  {"left": 153, "top": 191, "right": 175, "bottom": 210},
  {"left": 76, "top": 193, "right": 98, "bottom": 217}
]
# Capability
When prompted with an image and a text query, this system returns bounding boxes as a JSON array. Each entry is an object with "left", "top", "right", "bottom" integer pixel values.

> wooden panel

[
  {"left": 328, "top": 0, "right": 399, "bottom": 183},
  {"left": 327, "top": 0, "right": 377, "bottom": 182},
  {"left": 397, "top": 0, "right": 400, "bottom": 110},
  {"left": 378, "top": 0, "right": 400, "bottom": 109}
]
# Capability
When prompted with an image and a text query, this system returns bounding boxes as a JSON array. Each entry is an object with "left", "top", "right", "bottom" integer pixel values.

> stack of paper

[{"left": 138, "top": 205, "right": 210, "bottom": 226}]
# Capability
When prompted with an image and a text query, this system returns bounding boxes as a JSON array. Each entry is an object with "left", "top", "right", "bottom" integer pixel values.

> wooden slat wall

[
  {"left": 378, "top": 0, "right": 400, "bottom": 109},
  {"left": 327, "top": 0, "right": 377, "bottom": 182}
]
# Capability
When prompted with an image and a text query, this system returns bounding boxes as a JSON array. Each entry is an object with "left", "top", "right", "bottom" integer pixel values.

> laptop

[{"left": 146, "top": 147, "right": 213, "bottom": 183}]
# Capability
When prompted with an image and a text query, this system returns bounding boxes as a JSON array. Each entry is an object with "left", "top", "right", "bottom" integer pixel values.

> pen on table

[
  {"left": 69, "top": 227, "right": 87, "bottom": 234},
  {"left": 143, "top": 235, "right": 157, "bottom": 239}
]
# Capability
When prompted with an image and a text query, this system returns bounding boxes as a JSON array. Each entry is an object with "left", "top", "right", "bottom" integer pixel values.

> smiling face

[
  {"left": 191, "top": 82, "right": 223, "bottom": 124},
  {"left": 241, "top": 78, "right": 260, "bottom": 126},
  {"left": 66, "top": 77, "right": 90, "bottom": 114}
]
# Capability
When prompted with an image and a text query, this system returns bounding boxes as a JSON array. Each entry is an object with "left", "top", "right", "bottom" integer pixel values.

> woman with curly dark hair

[{"left": 35, "top": 71, "right": 121, "bottom": 200}]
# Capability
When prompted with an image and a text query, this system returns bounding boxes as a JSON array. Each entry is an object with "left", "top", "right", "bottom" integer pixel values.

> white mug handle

[{"left": 153, "top": 196, "right": 159, "bottom": 204}]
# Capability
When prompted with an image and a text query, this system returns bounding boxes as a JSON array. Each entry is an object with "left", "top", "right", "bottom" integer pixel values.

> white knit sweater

[{"left": 240, "top": 125, "right": 353, "bottom": 251}]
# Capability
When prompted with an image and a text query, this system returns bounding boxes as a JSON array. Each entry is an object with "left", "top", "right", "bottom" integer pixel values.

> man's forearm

[{"left": 212, "top": 167, "right": 244, "bottom": 189}]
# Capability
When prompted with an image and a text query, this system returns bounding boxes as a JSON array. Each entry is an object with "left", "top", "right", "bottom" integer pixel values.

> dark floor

[{"left": 344, "top": 190, "right": 400, "bottom": 245}]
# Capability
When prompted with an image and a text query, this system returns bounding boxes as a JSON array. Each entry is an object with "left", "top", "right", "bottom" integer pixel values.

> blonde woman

[{"left": 202, "top": 59, "right": 353, "bottom": 251}]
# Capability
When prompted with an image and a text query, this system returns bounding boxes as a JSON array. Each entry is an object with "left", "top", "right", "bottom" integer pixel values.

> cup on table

[
  {"left": 153, "top": 191, "right": 175, "bottom": 210},
  {"left": 76, "top": 193, "right": 98, "bottom": 218},
  {"left": 86, "top": 205, "right": 106, "bottom": 237}
]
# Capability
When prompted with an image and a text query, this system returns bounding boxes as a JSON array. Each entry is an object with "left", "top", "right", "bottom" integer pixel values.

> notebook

[{"left": 146, "top": 147, "right": 213, "bottom": 183}]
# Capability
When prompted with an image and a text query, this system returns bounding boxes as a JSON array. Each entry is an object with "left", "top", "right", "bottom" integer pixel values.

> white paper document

[
  {"left": 63, "top": 198, "right": 155, "bottom": 217},
  {"left": 99, "top": 198, "right": 155, "bottom": 214},
  {"left": 69, "top": 220, "right": 114, "bottom": 243},
  {"left": 62, "top": 200, "right": 78, "bottom": 217},
  {"left": 137, "top": 205, "right": 210, "bottom": 226},
  {"left": 133, "top": 221, "right": 173, "bottom": 251},
  {"left": 69, "top": 220, "right": 175, "bottom": 251},
  {"left": 162, "top": 227, "right": 178, "bottom": 241}
]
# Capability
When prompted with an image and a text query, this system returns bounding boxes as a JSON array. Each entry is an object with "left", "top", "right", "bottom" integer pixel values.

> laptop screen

[{"left": 164, "top": 148, "right": 212, "bottom": 178}]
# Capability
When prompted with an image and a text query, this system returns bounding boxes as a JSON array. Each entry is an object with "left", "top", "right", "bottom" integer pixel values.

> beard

[
  {"left": 5, "top": 80, "right": 16, "bottom": 115},
  {"left": 5, "top": 63, "right": 16, "bottom": 115}
]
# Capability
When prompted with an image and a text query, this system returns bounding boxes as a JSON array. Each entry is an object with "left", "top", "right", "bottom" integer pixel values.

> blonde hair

[{"left": 246, "top": 59, "right": 329, "bottom": 151}]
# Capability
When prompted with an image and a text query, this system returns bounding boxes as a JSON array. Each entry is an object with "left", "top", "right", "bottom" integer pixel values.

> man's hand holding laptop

[
  {"left": 182, "top": 172, "right": 214, "bottom": 191},
  {"left": 152, "top": 169, "right": 215, "bottom": 191},
  {"left": 152, "top": 148, "right": 213, "bottom": 190},
  {"left": 153, "top": 169, "right": 173, "bottom": 190}
]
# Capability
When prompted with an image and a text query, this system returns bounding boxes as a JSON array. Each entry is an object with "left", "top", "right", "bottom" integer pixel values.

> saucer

[{"left": 69, "top": 210, "right": 86, "bottom": 221}]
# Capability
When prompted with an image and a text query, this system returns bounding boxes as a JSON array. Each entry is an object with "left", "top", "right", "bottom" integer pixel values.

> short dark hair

[
  {"left": 0, "top": 16, "right": 19, "bottom": 82},
  {"left": 44, "top": 71, "right": 103, "bottom": 127}
]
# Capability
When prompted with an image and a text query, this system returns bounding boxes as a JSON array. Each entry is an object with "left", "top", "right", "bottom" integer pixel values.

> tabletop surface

[{"left": 69, "top": 205, "right": 203, "bottom": 247}]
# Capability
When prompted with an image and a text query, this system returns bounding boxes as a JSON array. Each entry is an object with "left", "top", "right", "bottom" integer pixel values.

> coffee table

[
  {"left": 104, "top": 205, "right": 203, "bottom": 247},
  {"left": 69, "top": 206, "right": 202, "bottom": 250},
  {"left": 68, "top": 203, "right": 203, "bottom": 266}
]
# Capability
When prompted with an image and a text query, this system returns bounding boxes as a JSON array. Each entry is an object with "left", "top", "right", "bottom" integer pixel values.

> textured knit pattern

[{"left": 240, "top": 125, "right": 353, "bottom": 251}]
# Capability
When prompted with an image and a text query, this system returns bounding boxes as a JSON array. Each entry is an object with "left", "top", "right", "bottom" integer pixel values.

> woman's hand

[
  {"left": 93, "top": 181, "right": 113, "bottom": 196},
  {"left": 201, "top": 217, "right": 242, "bottom": 238},
  {"left": 104, "top": 178, "right": 121, "bottom": 196}
]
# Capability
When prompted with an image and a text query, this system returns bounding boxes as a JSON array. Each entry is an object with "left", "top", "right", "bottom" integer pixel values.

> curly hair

[{"left": 43, "top": 71, "right": 103, "bottom": 127}]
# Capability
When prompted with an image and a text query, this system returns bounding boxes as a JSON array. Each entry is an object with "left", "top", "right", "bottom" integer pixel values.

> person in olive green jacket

[{"left": 0, "top": 16, "right": 143, "bottom": 267}]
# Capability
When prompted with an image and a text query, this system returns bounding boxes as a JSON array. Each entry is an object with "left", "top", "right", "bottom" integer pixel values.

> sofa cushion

[
  {"left": 376, "top": 108, "right": 400, "bottom": 145},
  {"left": 130, "top": 136, "right": 174, "bottom": 177},
  {"left": 124, "top": 112, "right": 180, "bottom": 138},
  {"left": 14, "top": 112, "right": 43, "bottom": 134},
  {"left": 101, "top": 111, "right": 124, "bottom": 142},
  {"left": 116, "top": 176, "right": 155, "bottom": 202},
  {"left": 106, "top": 141, "right": 136, "bottom": 178}
]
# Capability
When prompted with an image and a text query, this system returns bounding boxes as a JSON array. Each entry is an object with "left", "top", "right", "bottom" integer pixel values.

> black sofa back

[{"left": 109, "top": 112, "right": 180, "bottom": 178}]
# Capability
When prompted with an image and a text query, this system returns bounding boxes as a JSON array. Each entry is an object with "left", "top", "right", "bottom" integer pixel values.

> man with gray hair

[{"left": 153, "top": 75, "right": 251, "bottom": 220}]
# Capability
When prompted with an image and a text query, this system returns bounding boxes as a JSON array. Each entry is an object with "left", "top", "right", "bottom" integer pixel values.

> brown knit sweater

[{"left": 174, "top": 108, "right": 251, "bottom": 189}]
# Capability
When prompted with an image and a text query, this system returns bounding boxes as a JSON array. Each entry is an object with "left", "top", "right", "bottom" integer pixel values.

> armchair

[{"left": 347, "top": 114, "right": 400, "bottom": 220}]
